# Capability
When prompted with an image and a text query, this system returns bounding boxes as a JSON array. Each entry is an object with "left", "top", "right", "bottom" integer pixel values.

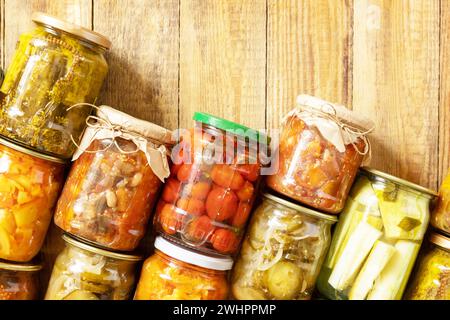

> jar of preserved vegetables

[
  {"left": 134, "top": 236, "right": 231, "bottom": 300},
  {"left": 0, "top": 260, "right": 41, "bottom": 300},
  {"left": 0, "top": 137, "right": 65, "bottom": 262},
  {"left": 0, "top": 12, "right": 110, "bottom": 159},
  {"left": 317, "top": 167, "right": 437, "bottom": 300},
  {"left": 154, "top": 112, "right": 269, "bottom": 256},
  {"left": 431, "top": 171, "right": 450, "bottom": 235},
  {"left": 54, "top": 106, "right": 173, "bottom": 251},
  {"left": 231, "top": 192, "right": 336, "bottom": 300},
  {"left": 45, "top": 234, "right": 141, "bottom": 300},
  {"left": 405, "top": 232, "right": 449, "bottom": 300},
  {"left": 266, "top": 95, "right": 374, "bottom": 214}
]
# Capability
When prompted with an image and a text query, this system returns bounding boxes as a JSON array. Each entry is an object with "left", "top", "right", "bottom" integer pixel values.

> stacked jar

[{"left": 0, "top": 12, "right": 111, "bottom": 299}]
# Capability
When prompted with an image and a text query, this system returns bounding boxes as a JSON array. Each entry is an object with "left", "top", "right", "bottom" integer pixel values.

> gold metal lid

[
  {"left": 429, "top": 232, "right": 450, "bottom": 251},
  {"left": 62, "top": 234, "right": 142, "bottom": 262},
  {"left": 360, "top": 167, "right": 438, "bottom": 198},
  {"left": 32, "top": 12, "right": 111, "bottom": 49},
  {"left": 262, "top": 192, "right": 338, "bottom": 223},
  {"left": 0, "top": 260, "right": 42, "bottom": 272},
  {"left": 0, "top": 136, "right": 67, "bottom": 164}
]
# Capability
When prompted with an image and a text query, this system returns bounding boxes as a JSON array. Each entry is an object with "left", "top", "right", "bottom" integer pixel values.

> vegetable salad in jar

[
  {"left": 431, "top": 171, "right": 450, "bottom": 235},
  {"left": 231, "top": 193, "right": 336, "bottom": 300},
  {"left": 317, "top": 168, "right": 437, "bottom": 300},
  {"left": 0, "top": 260, "right": 41, "bottom": 300}
]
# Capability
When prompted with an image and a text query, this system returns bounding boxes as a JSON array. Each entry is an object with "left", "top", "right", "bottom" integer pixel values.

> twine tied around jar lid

[
  {"left": 287, "top": 95, "right": 375, "bottom": 163},
  {"left": 68, "top": 103, "right": 174, "bottom": 181}
]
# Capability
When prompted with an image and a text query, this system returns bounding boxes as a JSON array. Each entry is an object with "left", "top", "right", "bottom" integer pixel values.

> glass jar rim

[
  {"left": 0, "top": 260, "right": 42, "bottom": 272},
  {"left": 429, "top": 232, "right": 450, "bottom": 251}
]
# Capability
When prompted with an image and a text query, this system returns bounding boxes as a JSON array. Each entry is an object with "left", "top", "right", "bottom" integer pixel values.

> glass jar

[
  {"left": 266, "top": 95, "right": 373, "bottom": 214},
  {"left": 54, "top": 106, "right": 173, "bottom": 251},
  {"left": 405, "top": 232, "right": 449, "bottom": 300},
  {"left": 45, "top": 234, "right": 141, "bottom": 300},
  {"left": 431, "top": 171, "right": 450, "bottom": 235},
  {"left": 134, "top": 236, "right": 231, "bottom": 300},
  {"left": 154, "top": 112, "right": 268, "bottom": 256},
  {"left": 0, "top": 12, "right": 110, "bottom": 159},
  {"left": 0, "top": 260, "right": 41, "bottom": 300},
  {"left": 317, "top": 167, "right": 437, "bottom": 300},
  {"left": 0, "top": 137, "right": 65, "bottom": 262},
  {"left": 231, "top": 192, "right": 336, "bottom": 300}
]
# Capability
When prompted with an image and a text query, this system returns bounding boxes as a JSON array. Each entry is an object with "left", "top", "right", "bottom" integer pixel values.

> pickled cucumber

[
  {"left": 263, "top": 261, "right": 303, "bottom": 300},
  {"left": 63, "top": 290, "right": 99, "bottom": 300}
]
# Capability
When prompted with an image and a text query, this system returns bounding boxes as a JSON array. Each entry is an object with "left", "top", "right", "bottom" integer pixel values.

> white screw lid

[{"left": 154, "top": 237, "right": 234, "bottom": 271}]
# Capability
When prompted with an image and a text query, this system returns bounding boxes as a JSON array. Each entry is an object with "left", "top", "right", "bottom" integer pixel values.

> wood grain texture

[
  {"left": 267, "top": 0, "right": 353, "bottom": 130},
  {"left": 179, "top": 0, "right": 266, "bottom": 130},
  {"left": 439, "top": 0, "right": 450, "bottom": 185},
  {"left": 93, "top": 0, "right": 179, "bottom": 130},
  {"left": 353, "top": 0, "right": 440, "bottom": 189}
]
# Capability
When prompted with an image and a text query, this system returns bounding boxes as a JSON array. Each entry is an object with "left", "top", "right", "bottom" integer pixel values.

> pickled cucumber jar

[
  {"left": 0, "top": 260, "right": 41, "bottom": 300},
  {"left": 431, "top": 171, "right": 450, "bottom": 235},
  {"left": 54, "top": 106, "right": 173, "bottom": 251},
  {"left": 405, "top": 232, "right": 449, "bottom": 300},
  {"left": 0, "top": 12, "right": 110, "bottom": 159},
  {"left": 266, "top": 95, "right": 374, "bottom": 214},
  {"left": 317, "top": 167, "right": 438, "bottom": 300},
  {"left": 134, "top": 237, "right": 231, "bottom": 300},
  {"left": 231, "top": 192, "right": 337, "bottom": 300},
  {"left": 45, "top": 234, "right": 141, "bottom": 300},
  {"left": 154, "top": 112, "right": 269, "bottom": 256},
  {"left": 0, "top": 137, "right": 65, "bottom": 262}
]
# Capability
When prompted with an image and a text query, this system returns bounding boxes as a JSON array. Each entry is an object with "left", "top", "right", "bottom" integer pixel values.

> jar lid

[
  {"left": 262, "top": 192, "right": 338, "bottom": 222},
  {"left": 0, "top": 260, "right": 42, "bottom": 272},
  {"left": 154, "top": 237, "right": 233, "bottom": 271},
  {"left": 62, "top": 234, "right": 142, "bottom": 262},
  {"left": 32, "top": 12, "right": 111, "bottom": 49},
  {"left": 360, "top": 167, "right": 438, "bottom": 198},
  {"left": 429, "top": 232, "right": 450, "bottom": 251},
  {"left": 193, "top": 112, "right": 269, "bottom": 144}
]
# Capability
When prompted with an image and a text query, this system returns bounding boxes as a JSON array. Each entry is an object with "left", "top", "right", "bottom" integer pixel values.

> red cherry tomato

[
  {"left": 235, "top": 163, "right": 260, "bottom": 182},
  {"left": 211, "top": 164, "right": 245, "bottom": 190},
  {"left": 236, "top": 181, "right": 255, "bottom": 202},
  {"left": 170, "top": 163, "right": 183, "bottom": 177},
  {"left": 185, "top": 215, "right": 216, "bottom": 242},
  {"left": 158, "top": 204, "right": 183, "bottom": 235},
  {"left": 211, "top": 228, "right": 239, "bottom": 254},
  {"left": 206, "top": 187, "right": 238, "bottom": 222},
  {"left": 191, "top": 181, "right": 212, "bottom": 200},
  {"left": 176, "top": 198, "right": 206, "bottom": 216},
  {"left": 161, "top": 178, "right": 182, "bottom": 203},
  {"left": 177, "top": 164, "right": 199, "bottom": 183},
  {"left": 231, "top": 202, "right": 252, "bottom": 227}
]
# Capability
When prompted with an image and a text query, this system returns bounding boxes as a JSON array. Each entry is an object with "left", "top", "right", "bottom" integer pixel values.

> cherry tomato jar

[
  {"left": 134, "top": 236, "right": 231, "bottom": 300},
  {"left": 0, "top": 260, "right": 41, "bottom": 300},
  {"left": 431, "top": 171, "right": 450, "bottom": 235},
  {"left": 54, "top": 106, "right": 173, "bottom": 251},
  {"left": 0, "top": 137, "right": 65, "bottom": 262},
  {"left": 154, "top": 112, "right": 269, "bottom": 256},
  {"left": 266, "top": 95, "right": 374, "bottom": 214}
]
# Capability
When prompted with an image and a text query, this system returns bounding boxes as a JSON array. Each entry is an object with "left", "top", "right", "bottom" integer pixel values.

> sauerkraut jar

[
  {"left": 134, "top": 237, "right": 231, "bottom": 300},
  {"left": 231, "top": 192, "right": 336, "bottom": 300},
  {"left": 266, "top": 95, "right": 374, "bottom": 214},
  {"left": 0, "top": 137, "right": 65, "bottom": 262},
  {"left": 154, "top": 112, "right": 269, "bottom": 256},
  {"left": 54, "top": 106, "right": 173, "bottom": 251},
  {"left": 405, "top": 232, "right": 449, "bottom": 300},
  {"left": 431, "top": 171, "right": 450, "bottom": 235},
  {"left": 0, "top": 260, "right": 41, "bottom": 300},
  {"left": 0, "top": 12, "right": 110, "bottom": 159},
  {"left": 45, "top": 234, "right": 141, "bottom": 300},
  {"left": 317, "top": 167, "right": 437, "bottom": 300}
]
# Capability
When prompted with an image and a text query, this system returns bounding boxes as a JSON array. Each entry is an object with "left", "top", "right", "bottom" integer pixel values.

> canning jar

[
  {"left": 45, "top": 234, "right": 141, "bottom": 300},
  {"left": 134, "top": 236, "right": 231, "bottom": 300},
  {"left": 154, "top": 112, "right": 269, "bottom": 256},
  {"left": 266, "top": 95, "right": 374, "bottom": 214},
  {"left": 231, "top": 192, "right": 336, "bottom": 300},
  {"left": 54, "top": 106, "right": 173, "bottom": 251},
  {"left": 317, "top": 167, "right": 437, "bottom": 300},
  {"left": 0, "top": 260, "right": 41, "bottom": 300},
  {"left": 431, "top": 171, "right": 450, "bottom": 235},
  {"left": 0, "top": 12, "right": 110, "bottom": 159},
  {"left": 405, "top": 232, "right": 449, "bottom": 300},
  {"left": 0, "top": 137, "right": 65, "bottom": 262}
]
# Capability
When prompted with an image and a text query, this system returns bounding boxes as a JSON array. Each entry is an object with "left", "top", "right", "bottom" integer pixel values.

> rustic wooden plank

[
  {"left": 266, "top": 0, "right": 353, "bottom": 131},
  {"left": 179, "top": 0, "right": 266, "bottom": 130},
  {"left": 439, "top": 0, "right": 450, "bottom": 185},
  {"left": 353, "top": 0, "right": 440, "bottom": 189},
  {"left": 93, "top": 0, "right": 179, "bottom": 130}
]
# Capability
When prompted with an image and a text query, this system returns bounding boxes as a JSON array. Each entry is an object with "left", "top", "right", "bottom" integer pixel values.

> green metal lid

[{"left": 193, "top": 112, "right": 269, "bottom": 144}]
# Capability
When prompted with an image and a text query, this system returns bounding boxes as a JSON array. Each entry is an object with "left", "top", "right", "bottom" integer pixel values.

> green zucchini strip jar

[
  {"left": 317, "top": 167, "right": 438, "bottom": 300},
  {"left": 0, "top": 12, "right": 110, "bottom": 159}
]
